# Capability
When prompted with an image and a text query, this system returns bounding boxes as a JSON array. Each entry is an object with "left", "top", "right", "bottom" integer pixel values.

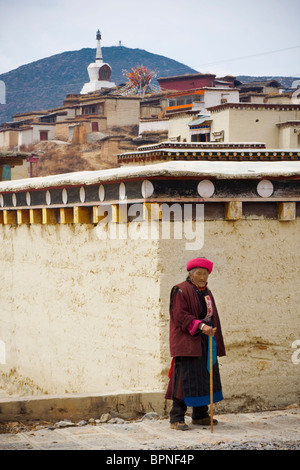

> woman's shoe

[
  {"left": 170, "top": 421, "right": 190, "bottom": 431},
  {"left": 192, "top": 417, "right": 218, "bottom": 425}
]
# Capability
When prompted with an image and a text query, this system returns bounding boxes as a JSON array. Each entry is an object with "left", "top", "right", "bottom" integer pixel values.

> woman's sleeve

[
  {"left": 171, "top": 289, "right": 198, "bottom": 332},
  {"left": 187, "top": 319, "right": 202, "bottom": 335}
]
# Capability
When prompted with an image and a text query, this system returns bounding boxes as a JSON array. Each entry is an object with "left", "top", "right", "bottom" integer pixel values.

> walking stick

[
  {"left": 209, "top": 334, "right": 213, "bottom": 433},
  {"left": 209, "top": 328, "right": 216, "bottom": 433}
]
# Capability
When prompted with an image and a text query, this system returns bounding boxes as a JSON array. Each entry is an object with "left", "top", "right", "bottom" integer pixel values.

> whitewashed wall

[{"left": 0, "top": 217, "right": 299, "bottom": 411}]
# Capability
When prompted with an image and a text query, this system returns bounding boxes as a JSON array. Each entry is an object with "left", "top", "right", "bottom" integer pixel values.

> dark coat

[{"left": 169, "top": 280, "right": 226, "bottom": 358}]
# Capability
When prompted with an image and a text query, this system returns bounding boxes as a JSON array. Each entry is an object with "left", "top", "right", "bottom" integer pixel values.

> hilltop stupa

[{"left": 80, "top": 30, "right": 116, "bottom": 94}]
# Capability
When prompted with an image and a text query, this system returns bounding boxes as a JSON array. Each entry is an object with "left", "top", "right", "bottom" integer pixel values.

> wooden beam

[
  {"left": 277, "top": 202, "right": 296, "bottom": 221},
  {"left": 60, "top": 208, "right": 73, "bottom": 224},
  {"left": 17, "top": 209, "right": 30, "bottom": 225},
  {"left": 92, "top": 206, "right": 100, "bottom": 224},
  {"left": 42, "top": 208, "right": 57, "bottom": 224},
  {"left": 225, "top": 201, "right": 243, "bottom": 220},
  {"left": 111, "top": 204, "right": 119, "bottom": 223},
  {"left": 73, "top": 206, "right": 91, "bottom": 224},
  {"left": 111, "top": 204, "right": 128, "bottom": 223},
  {"left": 29, "top": 209, "right": 42, "bottom": 224},
  {"left": 3, "top": 210, "right": 17, "bottom": 225},
  {"left": 143, "top": 202, "right": 162, "bottom": 221}
]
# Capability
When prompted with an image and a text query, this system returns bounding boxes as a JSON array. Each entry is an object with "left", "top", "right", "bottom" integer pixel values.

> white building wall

[
  {"left": 168, "top": 114, "right": 192, "bottom": 141},
  {"left": 0, "top": 216, "right": 299, "bottom": 411},
  {"left": 18, "top": 128, "right": 33, "bottom": 148},
  {"left": 32, "top": 125, "right": 56, "bottom": 142},
  {"left": 204, "top": 89, "right": 239, "bottom": 110},
  {"left": 210, "top": 107, "right": 300, "bottom": 147},
  {"left": 18, "top": 125, "right": 56, "bottom": 147},
  {"left": 139, "top": 119, "right": 169, "bottom": 136}
]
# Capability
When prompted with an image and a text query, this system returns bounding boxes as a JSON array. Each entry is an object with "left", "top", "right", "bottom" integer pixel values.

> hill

[
  {"left": 0, "top": 46, "right": 299, "bottom": 125},
  {"left": 0, "top": 46, "right": 198, "bottom": 124}
]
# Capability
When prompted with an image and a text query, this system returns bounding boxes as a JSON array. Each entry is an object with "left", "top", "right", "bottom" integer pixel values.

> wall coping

[{"left": 0, "top": 160, "right": 300, "bottom": 193}]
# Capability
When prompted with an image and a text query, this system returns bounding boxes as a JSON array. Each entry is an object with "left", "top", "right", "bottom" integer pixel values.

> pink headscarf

[{"left": 186, "top": 257, "right": 213, "bottom": 274}]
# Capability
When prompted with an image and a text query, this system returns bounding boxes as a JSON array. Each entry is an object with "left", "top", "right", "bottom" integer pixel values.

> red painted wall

[{"left": 158, "top": 74, "right": 215, "bottom": 91}]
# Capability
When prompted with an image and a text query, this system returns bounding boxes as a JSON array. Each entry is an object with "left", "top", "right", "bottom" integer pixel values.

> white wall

[
  {"left": 18, "top": 125, "right": 56, "bottom": 147},
  {"left": 139, "top": 119, "right": 169, "bottom": 136},
  {"left": 18, "top": 128, "right": 33, "bottom": 148},
  {"left": 0, "top": 217, "right": 299, "bottom": 411},
  {"left": 204, "top": 89, "right": 239, "bottom": 110},
  {"left": 0, "top": 224, "right": 162, "bottom": 396}
]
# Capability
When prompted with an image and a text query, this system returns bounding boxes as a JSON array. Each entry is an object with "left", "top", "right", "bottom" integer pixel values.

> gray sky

[{"left": 1, "top": 0, "right": 300, "bottom": 77}]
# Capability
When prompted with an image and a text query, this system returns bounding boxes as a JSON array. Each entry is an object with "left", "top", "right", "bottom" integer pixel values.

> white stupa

[{"left": 80, "top": 30, "right": 116, "bottom": 94}]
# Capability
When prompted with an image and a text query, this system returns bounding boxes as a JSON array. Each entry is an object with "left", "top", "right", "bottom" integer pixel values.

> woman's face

[{"left": 190, "top": 267, "right": 209, "bottom": 288}]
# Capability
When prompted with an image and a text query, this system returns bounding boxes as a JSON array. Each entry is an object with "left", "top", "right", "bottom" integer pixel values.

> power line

[{"left": 194, "top": 45, "right": 300, "bottom": 68}]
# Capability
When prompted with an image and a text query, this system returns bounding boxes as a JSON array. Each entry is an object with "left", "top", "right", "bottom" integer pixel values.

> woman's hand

[{"left": 201, "top": 325, "right": 216, "bottom": 336}]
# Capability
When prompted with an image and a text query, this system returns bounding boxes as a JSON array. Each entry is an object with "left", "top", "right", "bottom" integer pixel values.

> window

[
  {"left": 81, "top": 104, "right": 104, "bottom": 115},
  {"left": 40, "top": 115, "right": 56, "bottom": 123},
  {"left": 167, "top": 94, "right": 204, "bottom": 107}
]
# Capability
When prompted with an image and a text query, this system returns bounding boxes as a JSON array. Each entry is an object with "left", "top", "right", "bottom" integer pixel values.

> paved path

[{"left": 0, "top": 408, "right": 299, "bottom": 451}]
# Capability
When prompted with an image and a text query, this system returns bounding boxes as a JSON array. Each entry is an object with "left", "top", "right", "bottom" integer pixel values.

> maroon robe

[{"left": 169, "top": 280, "right": 226, "bottom": 358}]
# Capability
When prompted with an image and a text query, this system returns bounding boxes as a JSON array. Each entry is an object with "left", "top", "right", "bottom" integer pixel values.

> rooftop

[
  {"left": 117, "top": 141, "right": 300, "bottom": 164},
  {"left": 0, "top": 160, "right": 300, "bottom": 194},
  {"left": 157, "top": 73, "right": 216, "bottom": 82},
  {"left": 208, "top": 103, "right": 300, "bottom": 112}
]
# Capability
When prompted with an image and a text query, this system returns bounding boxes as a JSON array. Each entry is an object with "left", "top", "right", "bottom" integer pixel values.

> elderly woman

[{"left": 165, "top": 257, "right": 226, "bottom": 431}]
